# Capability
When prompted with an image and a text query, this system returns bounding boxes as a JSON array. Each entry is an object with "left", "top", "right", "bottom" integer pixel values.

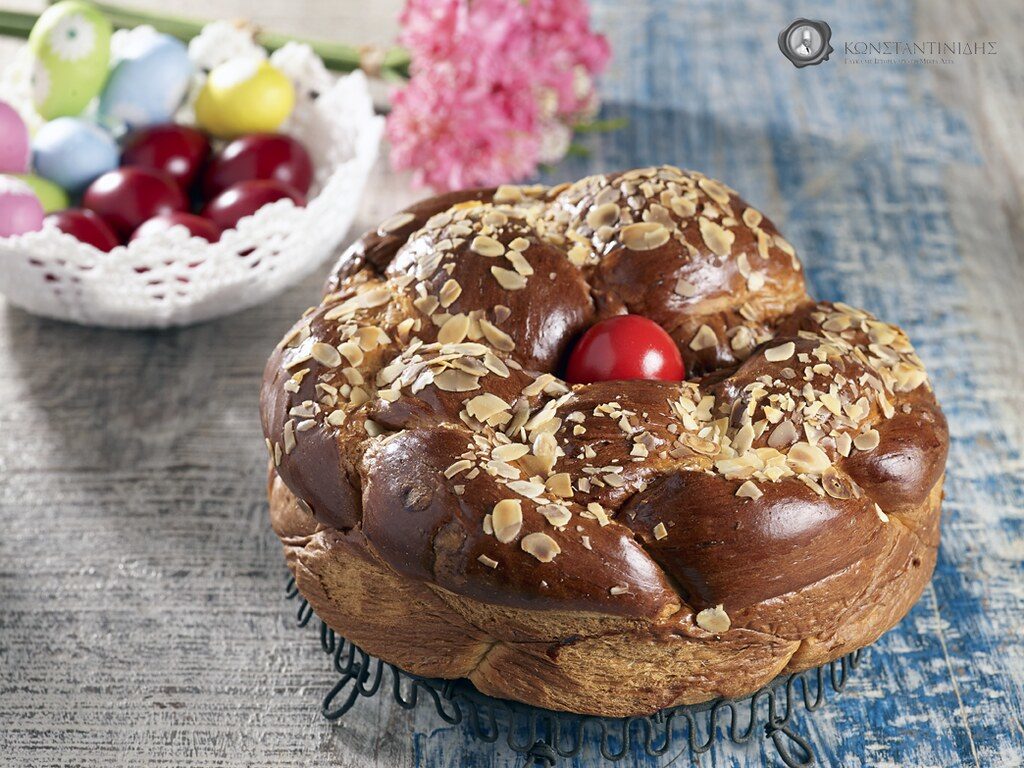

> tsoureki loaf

[{"left": 260, "top": 166, "right": 947, "bottom": 717}]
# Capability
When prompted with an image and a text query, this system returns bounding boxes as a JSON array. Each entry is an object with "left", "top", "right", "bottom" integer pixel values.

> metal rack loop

[{"left": 284, "top": 575, "right": 866, "bottom": 766}]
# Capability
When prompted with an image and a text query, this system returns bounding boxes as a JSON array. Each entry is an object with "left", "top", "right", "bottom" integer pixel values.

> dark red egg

[
  {"left": 131, "top": 212, "right": 221, "bottom": 243},
  {"left": 202, "top": 134, "right": 313, "bottom": 199},
  {"left": 201, "top": 179, "right": 305, "bottom": 232},
  {"left": 46, "top": 209, "right": 120, "bottom": 252},
  {"left": 565, "top": 315, "right": 685, "bottom": 383},
  {"left": 121, "top": 125, "right": 211, "bottom": 191},
  {"left": 83, "top": 167, "right": 186, "bottom": 241}
]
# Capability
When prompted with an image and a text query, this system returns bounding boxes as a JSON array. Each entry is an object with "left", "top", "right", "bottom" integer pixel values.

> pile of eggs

[{"left": 0, "top": 0, "right": 311, "bottom": 248}]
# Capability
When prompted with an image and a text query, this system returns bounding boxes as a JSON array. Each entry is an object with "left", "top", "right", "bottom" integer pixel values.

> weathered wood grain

[{"left": 1, "top": 0, "right": 1022, "bottom": 766}]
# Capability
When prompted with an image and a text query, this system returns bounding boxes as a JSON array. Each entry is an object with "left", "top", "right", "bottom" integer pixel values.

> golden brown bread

[{"left": 260, "top": 166, "right": 947, "bottom": 716}]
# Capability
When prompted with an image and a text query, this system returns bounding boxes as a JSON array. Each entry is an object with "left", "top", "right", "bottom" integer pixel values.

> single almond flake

[
  {"left": 653, "top": 522, "right": 669, "bottom": 540},
  {"left": 480, "top": 319, "right": 516, "bottom": 352},
  {"left": 378, "top": 211, "right": 415, "bottom": 234},
  {"left": 472, "top": 234, "right": 505, "bottom": 257},
  {"left": 491, "top": 266, "right": 528, "bottom": 291},
  {"left": 521, "top": 532, "right": 561, "bottom": 562},
  {"left": 586, "top": 202, "right": 620, "bottom": 230},
  {"left": 477, "top": 554, "right": 499, "bottom": 569},
  {"left": 492, "top": 499, "right": 523, "bottom": 543},
  {"left": 689, "top": 324, "right": 718, "bottom": 351},
  {"left": 311, "top": 342, "right": 342, "bottom": 368},
  {"left": 742, "top": 207, "right": 763, "bottom": 229},
  {"left": 736, "top": 480, "right": 763, "bottom": 499},
  {"left": 696, "top": 604, "right": 731, "bottom": 633},
  {"left": 853, "top": 429, "right": 881, "bottom": 451},
  {"left": 765, "top": 341, "right": 796, "bottom": 362},
  {"left": 621, "top": 222, "right": 670, "bottom": 251},
  {"left": 698, "top": 216, "right": 735, "bottom": 256},
  {"left": 438, "top": 313, "right": 470, "bottom": 345}
]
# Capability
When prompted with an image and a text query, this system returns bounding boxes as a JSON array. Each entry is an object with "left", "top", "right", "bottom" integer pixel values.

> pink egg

[
  {"left": 0, "top": 176, "right": 44, "bottom": 237},
  {"left": 0, "top": 101, "right": 31, "bottom": 174}
]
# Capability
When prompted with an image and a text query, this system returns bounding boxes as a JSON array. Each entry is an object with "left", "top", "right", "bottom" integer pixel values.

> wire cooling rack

[{"left": 285, "top": 575, "right": 866, "bottom": 766}]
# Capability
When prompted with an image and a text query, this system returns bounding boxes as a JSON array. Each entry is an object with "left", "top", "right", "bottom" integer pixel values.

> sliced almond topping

[
  {"left": 378, "top": 211, "right": 415, "bottom": 234},
  {"left": 444, "top": 459, "right": 473, "bottom": 478},
  {"left": 506, "top": 249, "right": 534, "bottom": 276},
  {"left": 689, "top": 324, "right": 718, "bottom": 351},
  {"left": 337, "top": 341, "right": 364, "bottom": 367},
  {"left": 621, "top": 222, "right": 670, "bottom": 251},
  {"left": 675, "top": 277, "right": 698, "bottom": 298},
  {"left": 696, "top": 604, "right": 731, "bottom": 633},
  {"left": 508, "top": 236, "right": 531, "bottom": 251},
  {"left": 653, "top": 522, "right": 669, "bottom": 540},
  {"left": 821, "top": 466, "right": 853, "bottom": 499},
  {"left": 742, "top": 207, "right": 763, "bottom": 228},
  {"left": 439, "top": 279, "right": 462, "bottom": 308},
  {"left": 434, "top": 369, "right": 480, "bottom": 392},
  {"left": 875, "top": 504, "right": 889, "bottom": 523},
  {"left": 786, "top": 441, "right": 831, "bottom": 474},
  {"left": 853, "top": 429, "right": 881, "bottom": 451},
  {"left": 670, "top": 196, "right": 697, "bottom": 219},
  {"left": 538, "top": 503, "right": 572, "bottom": 527},
  {"left": 764, "top": 342, "right": 796, "bottom": 362},
  {"left": 437, "top": 313, "right": 470, "bottom": 345},
  {"left": 545, "top": 473, "right": 573, "bottom": 498},
  {"left": 311, "top": 342, "right": 342, "bottom": 368},
  {"left": 736, "top": 480, "right": 763, "bottom": 499},
  {"left": 472, "top": 234, "right": 505, "bottom": 257},
  {"left": 491, "top": 266, "right": 528, "bottom": 291},
  {"left": 585, "top": 202, "right": 620, "bottom": 230},
  {"left": 521, "top": 532, "right": 561, "bottom": 562},
  {"left": 466, "top": 393, "right": 510, "bottom": 423},
  {"left": 493, "top": 185, "right": 523, "bottom": 204},
  {"left": 493, "top": 443, "right": 530, "bottom": 461},
  {"left": 698, "top": 216, "right": 735, "bottom": 256},
  {"left": 479, "top": 319, "right": 516, "bottom": 352},
  {"left": 492, "top": 499, "right": 523, "bottom": 543},
  {"left": 477, "top": 554, "right": 499, "bottom": 569},
  {"left": 283, "top": 420, "right": 296, "bottom": 454},
  {"left": 326, "top": 409, "right": 347, "bottom": 426},
  {"left": 698, "top": 177, "right": 731, "bottom": 205}
]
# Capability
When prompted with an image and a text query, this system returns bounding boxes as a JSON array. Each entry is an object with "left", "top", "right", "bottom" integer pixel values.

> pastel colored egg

[
  {"left": 13, "top": 173, "right": 69, "bottom": 213},
  {"left": 195, "top": 59, "right": 295, "bottom": 139},
  {"left": 0, "top": 101, "right": 31, "bottom": 173},
  {"left": 0, "top": 176, "right": 45, "bottom": 237},
  {"left": 28, "top": 0, "right": 112, "bottom": 120},
  {"left": 32, "top": 117, "right": 119, "bottom": 193},
  {"left": 98, "top": 33, "right": 193, "bottom": 129}
]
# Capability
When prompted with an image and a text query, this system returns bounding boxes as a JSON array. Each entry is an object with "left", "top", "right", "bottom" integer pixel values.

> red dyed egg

[
  {"left": 131, "top": 212, "right": 221, "bottom": 243},
  {"left": 121, "top": 124, "right": 211, "bottom": 191},
  {"left": 46, "top": 209, "right": 120, "bottom": 252},
  {"left": 202, "top": 134, "right": 313, "bottom": 198},
  {"left": 83, "top": 167, "right": 186, "bottom": 240},
  {"left": 565, "top": 315, "right": 685, "bottom": 383},
  {"left": 201, "top": 179, "right": 305, "bottom": 231}
]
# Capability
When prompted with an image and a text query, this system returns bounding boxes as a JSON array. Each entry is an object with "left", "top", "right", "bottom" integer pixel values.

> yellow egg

[{"left": 195, "top": 59, "right": 295, "bottom": 139}]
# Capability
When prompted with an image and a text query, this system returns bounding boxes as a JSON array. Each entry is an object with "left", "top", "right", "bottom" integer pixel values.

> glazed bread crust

[{"left": 260, "top": 166, "right": 947, "bottom": 717}]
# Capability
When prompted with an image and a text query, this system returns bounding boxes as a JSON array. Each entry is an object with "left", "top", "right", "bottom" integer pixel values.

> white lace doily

[{"left": 0, "top": 26, "right": 383, "bottom": 328}]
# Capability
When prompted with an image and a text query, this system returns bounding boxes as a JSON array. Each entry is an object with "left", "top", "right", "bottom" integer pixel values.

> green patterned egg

[{"left": 29, "top": 1, "right": 112, "bottom": 119}]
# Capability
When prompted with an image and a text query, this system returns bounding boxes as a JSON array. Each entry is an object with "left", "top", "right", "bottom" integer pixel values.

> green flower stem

[{"left": 0, "top": 4, "right": 410, "bottom": 78}]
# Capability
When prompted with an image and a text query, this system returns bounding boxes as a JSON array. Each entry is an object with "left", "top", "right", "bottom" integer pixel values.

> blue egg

[
  {"left": 32, "top": 117, "right": 118, "bottom": 193},
  {"left": 98, "top": 33, "right": 193, "bottom": 129}
]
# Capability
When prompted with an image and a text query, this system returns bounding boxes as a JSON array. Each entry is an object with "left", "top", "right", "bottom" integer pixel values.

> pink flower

[{"left": 387, "top": 0, "right": 609, "bottom": 191}]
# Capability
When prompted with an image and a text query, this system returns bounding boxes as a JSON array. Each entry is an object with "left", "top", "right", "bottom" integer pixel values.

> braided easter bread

[{"left": 261, "top": 166, "right": 946, "bottom": 717}]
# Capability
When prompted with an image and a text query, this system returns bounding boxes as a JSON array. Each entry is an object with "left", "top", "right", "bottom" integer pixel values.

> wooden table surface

[{"left": 2, "top": 1, "right": 1022, "bottom": 766}]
